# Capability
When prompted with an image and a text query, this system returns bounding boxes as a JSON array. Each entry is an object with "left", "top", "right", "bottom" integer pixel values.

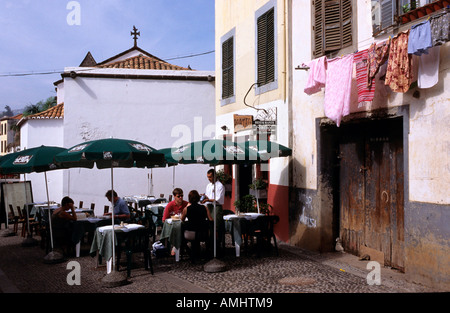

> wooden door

[{"left": 339, "top": 118, "right": 404, "bottom": 270}]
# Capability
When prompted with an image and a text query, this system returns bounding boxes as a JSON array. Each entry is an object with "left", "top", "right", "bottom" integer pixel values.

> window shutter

[
  {"left": 324, "top": 0, "right": 342, "bottom": 51},
  {"left": 380, "top": 0, "right": 396, "bottom": 31},
  {"left": 257, "top": 8, "right": 275, "bottom": 86},
  {"left": 314, "top": 0, "right": 352, "bottom": 57},
  {"left": 222, "top": 37, "right": 234, "bottom": 99},
  {"left": 314, "top": 0, "right": 325, "bottom": 57},
  {"left": 342, "top": 0, "right": 352, "bottom": 47}
]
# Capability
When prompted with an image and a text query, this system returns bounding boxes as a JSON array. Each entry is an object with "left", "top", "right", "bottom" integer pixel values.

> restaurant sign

[{"left": 233, "top": 114, "right": 253, "bottom": 133}]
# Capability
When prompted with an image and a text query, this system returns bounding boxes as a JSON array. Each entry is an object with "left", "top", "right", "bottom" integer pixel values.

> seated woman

[
  {"left": 51, "top": 196, "right": 77, "bottom": 255},
  {"left": 181, "top": 190, "right": 213, "bottom": 262}
]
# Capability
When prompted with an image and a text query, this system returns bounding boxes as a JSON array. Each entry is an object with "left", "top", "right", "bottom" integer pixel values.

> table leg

[
  {"left": 175, "top": 248, "right": 180, "bottom": 262},
  {"left": 106, "top": 258, "right": 112, "bottom": 274},
  {"left": 76, "top": 242, "right": 80, "bottom": 257},
  {"left": 235, "top": 243, "right": 240, "bottom": 257}
]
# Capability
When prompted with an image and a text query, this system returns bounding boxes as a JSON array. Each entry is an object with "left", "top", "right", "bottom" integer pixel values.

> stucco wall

[
  {"left": 20, "top": 119, "right": 64, "bottom": 203},
  {"left": 61, "top": 68, "right": 216, "bottom": 214}
]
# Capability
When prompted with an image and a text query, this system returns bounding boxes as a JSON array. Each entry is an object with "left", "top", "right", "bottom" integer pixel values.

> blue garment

[
  {"left": 113, "top": 198, "right": 130, "bottom": 216},
  {"left": 408, "top": 20, "right": 432, "bottom": 56}
]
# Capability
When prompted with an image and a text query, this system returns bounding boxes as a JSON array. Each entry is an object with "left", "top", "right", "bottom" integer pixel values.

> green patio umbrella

[
  {"left": 239, "top": 140, "right": 292, "bottom": 161},
  {"left": 54, "top": 138, "right": 165, "bottom": 169},
  {"left": 160, "top": 139, "right": 259, "bottom": 165},
  {"left": 0, "top": 145, "right": 68, "bottom": 261},
  {"left": 54, "top": 138, "right": 165, "bottom": 282},
  {"left": 237, "top": 140, "right": 292, "bottom": 213},
  {"left": 158, "top": 139, "right": 260, "bottom": 272}
]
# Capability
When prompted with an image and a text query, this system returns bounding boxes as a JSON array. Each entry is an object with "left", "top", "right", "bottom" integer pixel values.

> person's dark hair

[
  {"left": 207, "top": 169, "right": 215, "bottom": 177},
  {"left": 172, "top": 188, "right": 183, "bottom": 196},
  {"left": 188, "top": 190, "right": 200, "bottom": 204},
  {"left": 105, "top": 190, "right": 118, "bottom": 198},
  {"left": 61, "top": 196, "right": 74, "bottom": 206}
]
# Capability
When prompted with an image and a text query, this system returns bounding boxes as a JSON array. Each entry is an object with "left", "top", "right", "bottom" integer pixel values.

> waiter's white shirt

[{"left": 205, "top": 181, "right": 225, "bottom": 205}]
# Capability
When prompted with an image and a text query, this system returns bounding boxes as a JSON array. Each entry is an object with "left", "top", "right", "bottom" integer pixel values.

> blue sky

[{"left": 0, "top": 0, "right": 216, "bottom": 112}]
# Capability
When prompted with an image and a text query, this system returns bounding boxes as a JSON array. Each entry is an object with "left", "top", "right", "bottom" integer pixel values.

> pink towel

[
  {"left": 324, "top": 54, "right": 354, "bottom": 127},
  {"left": 304, "top": 56, "right": 327, "bottom": 95}
]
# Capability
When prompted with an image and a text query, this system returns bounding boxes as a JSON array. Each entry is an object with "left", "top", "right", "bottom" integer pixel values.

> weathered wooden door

[{"left": 339, "top": 118, "right": 404, "bottom": 270}]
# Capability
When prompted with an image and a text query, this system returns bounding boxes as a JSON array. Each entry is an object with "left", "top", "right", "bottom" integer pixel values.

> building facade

[
  {"left": 290, "top": 0, "right": 449, "bottom": 289},
  {"left": 216, "top": 0, "right": 449, "bottom": 289},
  {"left": 215, "top": 0, "right": 291, "bottom": 242}
]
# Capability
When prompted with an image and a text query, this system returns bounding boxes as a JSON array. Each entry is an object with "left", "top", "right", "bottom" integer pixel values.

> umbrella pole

[
  {"left": 110, "top": 166, "right": 115, "bottom": 270},
  {"left": 101, "top": 164, "right": 127, "bottom": 287},
  {"left": 213, "top": 166, "right": 216, "bottom": 258},
  {"left": 22, "top": 174, "right": 37, "bottom": 246},
  {"left": 45, "top": 172, "right": 54, "bottom": 250},
  {"left": 43, "top": 171, "right": 63, "bottom": 263},
  {"left": 203, "top": 165, "right": 226, "bottom": 273}
]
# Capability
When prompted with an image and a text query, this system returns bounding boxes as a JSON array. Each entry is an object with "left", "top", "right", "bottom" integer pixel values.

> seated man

[
  {"left": 104, "top": 189, "right": 130, "bottom": 221},
  {"left": 51, "top": 196, "right": 77, "bottom": 255},
  {"left": 162, "top": 188, "right": 188, "bottom": 222}
]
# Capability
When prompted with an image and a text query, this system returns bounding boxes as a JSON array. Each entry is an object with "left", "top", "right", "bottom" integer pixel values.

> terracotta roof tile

[
  {"left": 26, "top": 103, "right": 64, "bottom": 119},
  {"left": 97, "top": 54, "right": 190, "bottom": 71}
]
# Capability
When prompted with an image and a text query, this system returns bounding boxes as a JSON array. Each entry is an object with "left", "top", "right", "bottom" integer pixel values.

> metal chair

[
  {"left": 123, "top": 227, "right": 154, "bottom": 277},
  {"left": 247, "top": 215, "right": 279, "bottom": 257}
]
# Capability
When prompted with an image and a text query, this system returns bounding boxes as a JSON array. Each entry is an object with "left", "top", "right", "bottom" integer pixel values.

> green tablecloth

[
  {"left": 224, "top": 217, "right": 248, "bottom": 246},
  {"left": 89, "top": 225, "right": 144, "bottom": 261},
  {"left": 160, "top": 220, "right": 182, "bottom": 250}
]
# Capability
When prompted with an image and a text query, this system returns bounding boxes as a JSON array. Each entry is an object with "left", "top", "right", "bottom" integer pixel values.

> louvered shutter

[
  {"left": 257, "top": 8, "right": 275, "bottom": 86},
  {"left": 380, "top": 0, "right": 396, "bottom": 31},
  {"left": 314, "top": 0, "right": 353, "bottom": 57},
  {"left": 342, "top": 0, "right": 352, "bottom": 47},
  {"left": 222, "top": 37, "right": 234, "bottom": 99},
  {"left": 314, "top": 0, "right": 324, "bottom": 57}
]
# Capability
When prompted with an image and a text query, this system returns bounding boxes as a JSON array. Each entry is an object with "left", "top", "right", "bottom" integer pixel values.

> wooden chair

[
  {"left": 79, "top": 201, "right": 84, "bottom": 209},
  {"left": 19, "top": 205, "right": 39, "bottom": 237},
  {"left": 90, "top": 203, "right": 95, "bottom": 210},
  {"left": 9, "top": 204, "right": 25, "bottom": 235},
  {"left": 104, "top": 205, "right": 109, "bottom": 214}
]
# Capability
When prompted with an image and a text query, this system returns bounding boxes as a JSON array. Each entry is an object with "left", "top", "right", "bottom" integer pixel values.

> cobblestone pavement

[{"left": 0, "top": 226, "right": 442, "bottom": 294}]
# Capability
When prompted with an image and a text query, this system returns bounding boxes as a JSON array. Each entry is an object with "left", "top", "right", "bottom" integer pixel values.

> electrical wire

[{"left": 0, "top": 50, "right": 216, "bottom": 78}]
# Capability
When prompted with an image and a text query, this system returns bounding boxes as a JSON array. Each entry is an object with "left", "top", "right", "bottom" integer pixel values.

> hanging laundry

[
  {"left": 353, "top": 49, "right": 375, "bottom": 103},
  {"left": 385, "top": 30, "right": 413, "bottom": 93},
  {"left": 430, "top": 11, "right": 449, "bottom": 46},
  {"left": 367, "top": 39, "right": 390, "bottom": 88},
  {"left": 304, "top": 56, "right": 327, "bottom": 95},
  {"left": 408, "top": 20, "right": 432, "bottom": 56},
  {"left": 418, "top": 45, "right": 440, "bottom": 89},
  {"left": 324, "top": 54, "right": 354, "bottom": 127}
]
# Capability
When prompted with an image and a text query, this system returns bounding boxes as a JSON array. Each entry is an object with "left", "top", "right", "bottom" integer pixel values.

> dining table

[
  {"left": 223, "top": 212, "right": 265, "bottom": 257},
  {"left": 89, "top": 223, "right": 145, "bottom": 273},
  {"left": 159, "top": 217, "right": 182, "bottom": 261},
  {"left": 72, "top": 216, "right": 112, "bottom": 257}
]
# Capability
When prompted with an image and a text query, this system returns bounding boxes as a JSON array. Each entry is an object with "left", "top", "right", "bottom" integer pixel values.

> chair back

[
  {"left": 104, "top": 205, "right": 109, "bottom": 214},
  {"left": 90, "top": 203, "right": 95, "bottom": 210},
  {"left": 79, "top": 201, "right": 83, "bottom": 208},
  {"left": 125, "top": 227, "right": 150, "bottom": 253}
]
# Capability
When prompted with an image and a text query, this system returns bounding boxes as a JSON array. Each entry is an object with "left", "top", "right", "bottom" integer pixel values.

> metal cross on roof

[{"left": 131, "top": 25, "right": 140, "bottom": 47}]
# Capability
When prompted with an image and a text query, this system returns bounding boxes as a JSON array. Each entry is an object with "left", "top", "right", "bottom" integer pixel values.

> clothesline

[
  {"left": 298, "top": 9, "right": 448, "bottom": 127},
  {"left": 295, "top": 7, "right": 449, "bottom": 71}
]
